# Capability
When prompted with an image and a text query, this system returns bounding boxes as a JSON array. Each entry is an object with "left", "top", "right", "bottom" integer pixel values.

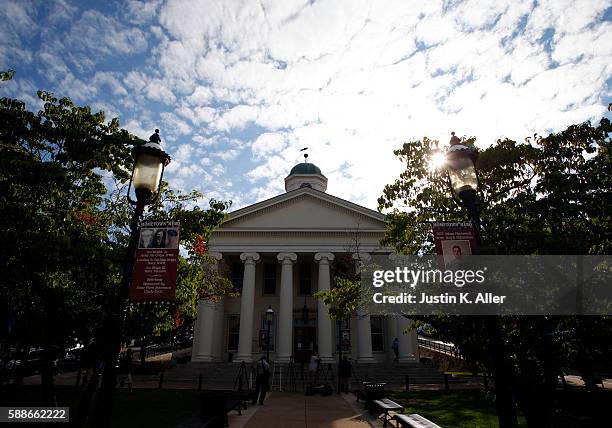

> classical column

[
  {"left": 315, "top": 252, "right": 334, "bottom": 363},
  {"left": 235, "top": 252, "right": 260, "bottom": 362},
  {"left": 192, "top": 252, "right": 223, "bottom": 362},
  {"left": 209, "top": 253, "right": 225, "bottom": 361},
  {"left": 277, "top": 252, "right": 297, "bottom": 363},
  {"left": 353, "top": 253, "right": 375, "bottom": 363},
  {"left": 397, "top": 316, "right": 417, "bottom": 363},
  {"left": 192, "top": 301, "right": 217, "bottom": 361}
]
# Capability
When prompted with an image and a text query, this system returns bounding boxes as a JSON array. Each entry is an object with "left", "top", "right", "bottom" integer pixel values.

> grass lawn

[
  {"left": 388, "top": 390, "right": 527, "bottom": 428},
  {"left": 111, "top": 389, "right": 200, "bottom": 427},
  {"left": 0, "top": 385, "right": 201, "bottom": 427}
]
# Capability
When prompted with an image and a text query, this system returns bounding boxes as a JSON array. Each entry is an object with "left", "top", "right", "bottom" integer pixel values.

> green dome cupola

[
  {"left": 289, "top": 163, "right": 323, "bottom": 176},
  {"left": 285, "top": 158, "right": 327, "bottom": 192}
]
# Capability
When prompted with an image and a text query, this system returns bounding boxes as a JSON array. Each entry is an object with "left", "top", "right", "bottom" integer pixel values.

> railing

[{"left": 418, "top": 336, "right": 463, "bottom": 359}]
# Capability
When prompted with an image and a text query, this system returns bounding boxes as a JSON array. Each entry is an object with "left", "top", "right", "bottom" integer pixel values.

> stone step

[{"left": 169, "top": 361, "right": 444, "bottom": 385}]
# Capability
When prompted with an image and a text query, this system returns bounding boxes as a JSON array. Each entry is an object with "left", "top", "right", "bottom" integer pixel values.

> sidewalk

[{"left": 242, "top": 392, "right": 371, "bottom": 428}]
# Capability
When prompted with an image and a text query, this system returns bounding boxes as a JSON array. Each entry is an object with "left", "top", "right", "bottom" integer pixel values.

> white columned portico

[
  {"left": 353, "top": 253, "right": 375, "bottom": 363},
  {"left": 315, "top": 252, "right": 335, "bottom": 363},
  {"left": 397, "top": 316, "right": 417, "bottom": 362},
  {"left": 192, "top": 252, "right": 223, "bottom": 362},
  {"left": 235, "top": 252, "right": 260, "bottom": 362},
  {"left": 277, "top": 252, "right": 297, "bottom": 362}
]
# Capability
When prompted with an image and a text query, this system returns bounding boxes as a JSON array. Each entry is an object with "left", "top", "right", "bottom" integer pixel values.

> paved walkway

[{"left": 239, "top": 392, "right": 371, "bottom": 428}]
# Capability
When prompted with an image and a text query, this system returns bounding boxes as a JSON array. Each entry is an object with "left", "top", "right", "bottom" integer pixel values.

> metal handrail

[{"left": 418, "top": 336, "right": 463, "bottom": 359}]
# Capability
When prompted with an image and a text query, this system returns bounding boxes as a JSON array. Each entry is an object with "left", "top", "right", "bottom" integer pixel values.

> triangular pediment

[{"left": 219, "top": 188, "right": 385, "bottom": 231}]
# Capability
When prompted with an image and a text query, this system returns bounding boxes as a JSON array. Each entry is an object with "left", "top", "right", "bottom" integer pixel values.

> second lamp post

[
  {"left": 443, "top": 135, "right": 517, "bottom": 428},
  {"left": 265, "top": 305, "right": 274, "bottom": 361}
]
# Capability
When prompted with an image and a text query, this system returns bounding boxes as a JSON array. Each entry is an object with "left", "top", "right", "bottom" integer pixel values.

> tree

[
  {"left": 0, "top": 74, "right": 234, "bottom": 415},
  {"left": 318, "top": 118, "right": 612, "bottom": 427},
  {"left": 0, "top": 86, "right": 135, "bottom": 405}
]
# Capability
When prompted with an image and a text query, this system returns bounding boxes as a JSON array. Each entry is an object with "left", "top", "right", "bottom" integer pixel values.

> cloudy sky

[{"left": 1, "top": 0, "right": 610, "bottom": 210}]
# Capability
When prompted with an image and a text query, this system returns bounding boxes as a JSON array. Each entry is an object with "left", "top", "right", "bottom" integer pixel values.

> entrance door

[{"left": 294, "top": 326, "right": 316, "bottom": 364}]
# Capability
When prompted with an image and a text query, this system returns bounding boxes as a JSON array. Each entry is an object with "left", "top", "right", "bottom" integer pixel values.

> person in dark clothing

[
  {"left": 392, "top": 337, "right": 399, "bottom": 362},
  {"left": 252, "top": 356, "right": 270, "bottom": 405},
  {"left": 338, "top": 356, "right": 352, "bottom": 393}
]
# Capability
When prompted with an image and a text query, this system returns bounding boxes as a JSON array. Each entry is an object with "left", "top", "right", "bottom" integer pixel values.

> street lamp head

[
  {"left": 446, "top": 144, "right": 479, "bottom": 205},
  {"left": 128, "top": 130, "right": 171, "bottom": 205},
  {"left": 266, "top": 305, "right": 274, "bottom": 322}
]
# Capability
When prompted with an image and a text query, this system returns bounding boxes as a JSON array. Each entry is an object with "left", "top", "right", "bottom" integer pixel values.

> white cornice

[
  {"left": 213, "top": 230, "right": 384, "bottom": 238},
  {"left": 209, "top": 244, "right": 390, "bottom": 253}
]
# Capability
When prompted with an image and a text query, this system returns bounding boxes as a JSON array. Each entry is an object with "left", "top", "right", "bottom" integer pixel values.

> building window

[
  {"left": 228, "top": 315, "right": 240, "bottom": 351},
  {"left": 263, "top": 263, "right": 276, "bottom": 295},
  {"left": 232, "top": 263, "right": 243, "bottom": 292},
  {"left": 370, "top": 316, "right": 384, "bottom": 351},
  {"left": 299, "top": 263, "right": 312, "bottom": 295},
  {"left": 260, "top": 314, "right": 275, "bottom": 352}
]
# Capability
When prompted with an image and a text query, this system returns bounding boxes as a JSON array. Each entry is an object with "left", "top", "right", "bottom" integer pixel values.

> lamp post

[
  {"left": 443, "top": 134, "right": 517, "bottom": 428},
  {"left": 266, "top": 305, "right": 274, "bottom": 361},
  {"left": 445, "top": 142, "right": 480, "bottom": 240},
  {"left": 93, "top": 130, "right": 171, "bottom": 427}
]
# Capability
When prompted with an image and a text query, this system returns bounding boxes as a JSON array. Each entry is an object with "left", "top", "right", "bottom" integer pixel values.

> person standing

[
  {"left": 252, "top": 356, "right": 270, "bottom": 405},
  {"left": 392, "top": 338, "right": 399, "bottom": 362},
  {"left": 308, "top": 352, "right": 320, "bottom": 385},
  {"left": 338, "top": 356, "right": 352, "bottom": 393}
]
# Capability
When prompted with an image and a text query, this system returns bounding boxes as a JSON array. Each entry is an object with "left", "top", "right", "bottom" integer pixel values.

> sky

[{"left": 1, "top": 0, "right": 610, "bottom": 211}]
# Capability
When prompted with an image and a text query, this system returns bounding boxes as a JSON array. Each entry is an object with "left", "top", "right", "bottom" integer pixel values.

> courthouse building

[{"left": 191, "top": 161, "right": 418, "bottom": 365}]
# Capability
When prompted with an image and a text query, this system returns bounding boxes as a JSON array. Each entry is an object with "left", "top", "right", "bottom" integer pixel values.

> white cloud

[
  {"left": 66, "top": 10, "right": 148, "bottom": 59},
  {"left": 123, "top": 71, "right": 148, "bottom": 92},
  {"left": 212, "top": 148, "right": 240, "bottom": 161},
  {"left": 145, "top": 79, "right": 177, "bottom": 104},
  {"left": 251, "top": 132, "right": 290, "bottom": 159},
  {"left": 8, "top": 0, "right": 609, "bottom": 211},
  {"left": 93, "top": 72, "right": 128, "bottom": 96},
  {"left": 46, "top": 0, "right": 78, "bottom": 24},
  {"left": 160, "top": 112, "right": 192, "bottom": 138},
  {"left": 125, "top": 0, "right": 163, "bottom": 24}
]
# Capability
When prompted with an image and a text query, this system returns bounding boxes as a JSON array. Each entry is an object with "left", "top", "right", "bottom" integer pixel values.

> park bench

[
  {"left": 393, "top": 413, "right": 441, "bottom": 428},
  {"left": 372, "top": 398, "right": 404, "bottom": 427},
  {"left": 352, "top": 381, "right": 386, "bottom": 412},
  {"left": 200, "top": 390, "right": 244, "bottom": 427},
  {"left": 200, "top": 392, "right": 226, "bottom": 428}
]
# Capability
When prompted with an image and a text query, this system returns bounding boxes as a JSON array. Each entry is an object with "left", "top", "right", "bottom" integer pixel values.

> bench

[
  {"left": 200, "top": 393, "right": 226, "bottom": 428},
  {"left": 393, "top": 413, "right": 441, "bottom": 428},
  {"left": 352, "top": 382, "right": 386, "bottom": 412},
  {"left": 373, "top": 398, "right": 404, "bottom": 427},
  {"left": 231, "top": 389, "right": 252, "bottom": 409},
  {"left": 200, "top": 390, "right": 244, "bottom": 427}
]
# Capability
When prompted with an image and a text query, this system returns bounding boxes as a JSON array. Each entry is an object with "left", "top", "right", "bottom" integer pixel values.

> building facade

[{"left": 191, "top": 162, "right": 418, "bottom": 364}]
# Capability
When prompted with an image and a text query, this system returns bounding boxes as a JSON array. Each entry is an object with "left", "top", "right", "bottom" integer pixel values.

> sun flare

[{"left": 429, "top": 152, "right": 447, "bottom": 171}]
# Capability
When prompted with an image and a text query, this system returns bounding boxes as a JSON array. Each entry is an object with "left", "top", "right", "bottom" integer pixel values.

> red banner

[
  {"left": 432, "top": 222, "right": 476, "bottom": 268},
  {"left": 130, "top": 221, "right": 180, "bottom": 301}
]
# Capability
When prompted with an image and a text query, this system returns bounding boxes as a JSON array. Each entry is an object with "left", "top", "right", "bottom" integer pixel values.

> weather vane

[{"left": 300, "top": 147, "right": 309, "bottom": 162}]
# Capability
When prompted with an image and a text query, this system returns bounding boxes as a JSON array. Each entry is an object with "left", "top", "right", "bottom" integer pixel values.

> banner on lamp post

[
  {"left": 432, "top": 222, "right": 476, "bottom": 268},
  {"left": 130, "top": 221, "right": 180, "bottom": 301}
]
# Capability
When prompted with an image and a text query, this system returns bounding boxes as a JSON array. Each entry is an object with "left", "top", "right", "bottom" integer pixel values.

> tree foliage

[
  {"left": 0, "top": 81, "right": 233, "bottom": 388},
  {"left": 318, "top": 118, "right": 611, "bottom": 426}
]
